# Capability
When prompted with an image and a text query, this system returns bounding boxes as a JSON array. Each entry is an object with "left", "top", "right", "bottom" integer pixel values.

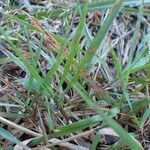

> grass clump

[{"left": 0, "top": 0, "right": 149, "bottom": 149}]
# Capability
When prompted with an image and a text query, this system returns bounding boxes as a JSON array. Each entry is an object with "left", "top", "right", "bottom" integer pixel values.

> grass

[{"left": 0, "top": 0, "right": 150, "bottom": 149}]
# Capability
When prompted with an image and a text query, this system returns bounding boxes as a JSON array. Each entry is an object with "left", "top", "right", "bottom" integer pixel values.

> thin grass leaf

[
  {"left": 59, "top": 1, "right": 89, "bottom": 85},
  {"left": 0, "top": 127, "right": 22, "bottom": 146},
  {"left": 130, "top": 55, "right": 150, "bottom": 73},
  {"left": 45, "top": 98, "right": 55, "bottom": 130},
  {"left": 91, "top": 132, "right": 101, "bottom": 150},
  {"left": 23, "top": 27, "right": 36, "bottom": 104},
  {"left": 44, "top": 52, "right": 65, "bottom": 83},
  {"left": 111, "top": 48, "right": 132, "bottom": 108},
  {"left": 127, "top": 0, "right": 144, "bottom": 66},
  {"left": 0, "top": 103, "right": 24, "bottom": 108},
  {"left": 140, "top": 108, "right": 150, "bottom": 127},
  {"left": 89, "top": 0, "right": 150, "bottom": 10},
  {"left": 121, "top": 97, "right": 149, "bottom": 116},
  {"left": 111, "top": 49, "right": 124, "bottom": 83},
  {"left": 16, "top": 8, "right": 67, "bottom": 20},
  {"left": 0, "top": 112, "right": 26, "bottom": 119},
  {"left": 84, "top": 22, "right": 93, "bottom": 46},
  {"left": 122, "top": 7, "right": 150, "bottom": 16},
  {"left": 0, "top": 57, "right": 10, "bottom": 65},
  {"left": 0, "top": 49, "right": 27, "bottom": 71}
]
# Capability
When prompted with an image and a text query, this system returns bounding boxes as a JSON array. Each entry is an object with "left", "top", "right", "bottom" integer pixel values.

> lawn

[{"left": 0, "top": 0, "right": 150, "bottom": 149}]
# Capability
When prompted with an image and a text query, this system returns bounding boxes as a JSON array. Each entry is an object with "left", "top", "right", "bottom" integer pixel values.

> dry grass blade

[{"left": 0, "top": 116, "right": 42, "bottom": 137}]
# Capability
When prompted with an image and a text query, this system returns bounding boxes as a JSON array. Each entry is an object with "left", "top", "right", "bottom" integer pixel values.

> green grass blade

[
  {"left": 111, "top": 48, "right": 132, "bottom": 108},
  {"left": 56, "top": 108, "right": 119, "bottom": 136},
  {"left": 140, "top": 108, "right": 150, "bottom": 127},
  {"left": 122, "top": 7, "right": 150, "bottom": 16},
  {"left": 45, "top": 98, "right": 55, "bottom": 130},
  {"left": 0, "top": 103, "right": 24, "bottom": 108},
  {"left": 59, "top": 1, "right": 89, "bottom": 85},
  {"left": 89, "top": 0, "right": 150, "bottom": 10},
  {"left": 0, "top": 127, "right": 20, "bottom": 143},
  {"left": 127, "top": 0, "right": 144, "bottom": 66},
  {"left": 130, "top": 55, "right": 150, "bottom": 73},
  {"left": 0, "top": 127, "right": 25, "bottom": 148},
  {"left": 91, "top": 132, "right": 101, "bottom": 150},
  {"left": 44, "top": 52, "right": 64, "bottom": 83},
  {"left": 16, "top": 8, "right": 67, "bottom": 20},
  {"left": 0, "top": 49, "right": 27, "bottom": 71},
  {"left": 0, "top": 57, "right": 10, "bottom": 65}
]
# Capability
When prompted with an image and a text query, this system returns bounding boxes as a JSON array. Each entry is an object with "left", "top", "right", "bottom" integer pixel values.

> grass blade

[
  {"left": 0, "top": 127, "right": 23, "bottom": 147},
  {"left": 59, "top": 1, "right": 89, "bottom": 85}
]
